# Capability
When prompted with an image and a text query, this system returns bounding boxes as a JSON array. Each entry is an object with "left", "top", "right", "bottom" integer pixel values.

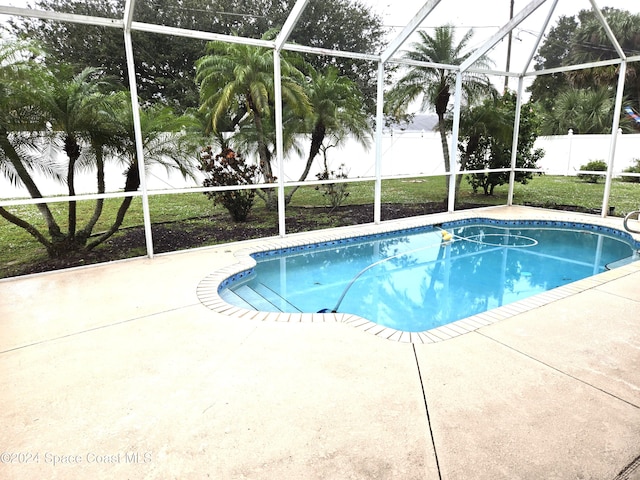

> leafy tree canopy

[
  {"left": 6, "top": 0, "right": 385, "bottom": 113},
  {"left": 538, "top": 86, "right": 637, "bottom": 135},
  {"left": 459, "top": 92, "right": 544, "bottom": 196},
  {"left": 529, "top": 7, "right": 640, "bottom": 115}
]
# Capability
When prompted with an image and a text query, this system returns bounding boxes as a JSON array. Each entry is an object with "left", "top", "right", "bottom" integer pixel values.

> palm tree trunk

[
  {"left": 252, "top": 108, "right": 277, "bottom": 210},
  {"left": 437, "top": 113, "right": 451, "bottom": 200},
  {"left": 0, "top": 128, "right": 63, "bottom": 241},
  {"left": 0, "top": 206, "right": 54, "bottom": 254},
  {"left": 77, "top": 142, "right": 105, "bottom": 243},
  {"left": 86, "top": 161, "right": 138, "bottom": 250},
  {"left": 434, "top": 85, "right": 452, "bottom": 202},
  {"left": 64, "top": 135, "right": 81, "bottom": 240},
  {"left": 285, "top": 124, "right": 325, "bottom": 205},
  {"left": 250, "top": 104, "right": 273, "bottom": 181}
]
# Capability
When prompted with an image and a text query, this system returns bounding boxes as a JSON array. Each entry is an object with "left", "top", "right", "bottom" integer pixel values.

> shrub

[
  {"left": 461, "top": 93, "right": 544, "bottom": 196},
  {"left": 577, "top": 160, "right": 607, "bottom": 183},
  {"left": 199, "top": 147, "right": 259, "bottom": 222},
  {"left": 315, "top": 164, "right": 350, "bottom": 211},
  {"left": 621, "top": 158, "right": 640, "bottom": 183}
]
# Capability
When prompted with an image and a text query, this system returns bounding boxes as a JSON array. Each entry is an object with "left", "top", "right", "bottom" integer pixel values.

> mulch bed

[{"left": 3, "top": 201, "right": 597, "bottom": 278}]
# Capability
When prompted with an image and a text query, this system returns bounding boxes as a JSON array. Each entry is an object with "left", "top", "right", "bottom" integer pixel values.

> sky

[
  {"left": 361, "top": 0, "right": 638, "bottom": 98},
  {"left": 3, "top": 0, "right": 636, "bottom": 65},
  {"left": 367, "top": 0, "right": 637, "bottom": 71},
  {"left": 1, "top": 0, "right": 638, "bottom": 94}
]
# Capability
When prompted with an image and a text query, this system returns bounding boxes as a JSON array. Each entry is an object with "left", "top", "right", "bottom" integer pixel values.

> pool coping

[{"left": 196, "top": 205, "right": 640, "bottom": 343}]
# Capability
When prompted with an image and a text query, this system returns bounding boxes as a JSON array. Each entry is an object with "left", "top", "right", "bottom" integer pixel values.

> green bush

[
  {"left": 621, "top": 158, "right": 640, "bottom": 183},
  {"left": 577, "top": 160, "right": 607, "bottom": 183},
  {"left": 315, "top": 164, "right": 350, "bottom": 211},
  {"left": 199, "top": 147, "right": 259, "bottom": 222}
]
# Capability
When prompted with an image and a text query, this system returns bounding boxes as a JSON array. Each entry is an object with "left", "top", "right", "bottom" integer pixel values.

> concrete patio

[{"left": 1, "top": 206, "right": 639, "bottom": 479}]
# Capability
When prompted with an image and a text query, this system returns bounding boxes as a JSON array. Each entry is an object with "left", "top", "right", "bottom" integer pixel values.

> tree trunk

[
  {"left": 251, "top": 108, "right": 277, "bottom": 210},
  {"left": 0, "top": 206, "right": 54, "bottom": 255},
  {"left": 435, "top": 87, "right": 452, "bottom": 202},
  {"left": 251, "top": 107, "right": 273, "bottom": 182},
  {"left": 86, "top": 161, "right": 139, "bottom": 250},
  {"left": 77, "top": 141, "right": 105, "bottom": 243},
  {"left": 285, "top": 123, "right": 325, "bottom": 205},
  {"left": 0, "top": 128, "right": 63, "bottom": 243},
  {"left": 64, "top": 135, "right": 81, "bottom": 240},
  {"left": 437, "top": 113, "right": 451, "bottom": 200}
]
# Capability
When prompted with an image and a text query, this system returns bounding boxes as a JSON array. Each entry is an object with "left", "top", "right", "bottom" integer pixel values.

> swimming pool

[{"left": 213, "top": 218, "right": 640, "bottom": 333}]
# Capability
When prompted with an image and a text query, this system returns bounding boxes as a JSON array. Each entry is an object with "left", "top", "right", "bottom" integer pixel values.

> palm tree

[
  {"left": 38, "top": 66, "right": 117, "bottom": 245},
  {"left": 87, "top": 99, "right": 199, "bottom": 249},
  {"left": 74, "top": 91, "right": 128, "bottom": 244},
  {"left": 541, "top": 87, "right": 619, "bottom": 135},
  {"left": 285, "top": 65, "right": 371, "bottom": 204},
  {"left": 568, "top": 8, "right": 640, "bottom": 109},
  {"left": 387, "top": 25, "right": 495, "bottom": 198},
  {"left": 0, "top": 40, "right": 65, "bottom": 246},
  {"left": 195, "top": 35, "right": 310, "bottom": 209},
  {"left": 1, "top": 62, "right": 120, "bottom": 256},
  {"left": 0, "top": 43, "right": 197, "bottom": 257}
]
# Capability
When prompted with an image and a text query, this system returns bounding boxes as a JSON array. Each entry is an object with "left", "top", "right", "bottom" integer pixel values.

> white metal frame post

[
  {"left": 507, "top": 76, "right": 525, "bottom": 205},
  {"left": 456, "top": 0, "right": 547, "bottom": 212},
  {"left": 601, "top": 60, "right": 627, "bottom": 218},
  {"left": 447, "top": 72, "right": 463, "bottom": 213},
  {"left": 515, "top": 0, "right": 559, "bottom": 204},
  {"left": 273, "top": 51, "right": 287, "bottom": 236},
  {"left": 376, "top": 0, "right": 442, "bottom": 221},
  {"left": 273, "top": 0, "right": 310, "bottom": 236},
  {"left": 373, "top": 62, "right": 385, "bottom": 224},
  {"left": 123, "top": 0, "right": 154, "bottom": 257},
  {"left": 588, "top": 0, "right": 627, "bottom": 218}
]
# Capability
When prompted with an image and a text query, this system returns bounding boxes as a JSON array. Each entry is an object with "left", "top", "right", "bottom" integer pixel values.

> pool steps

[
  {"left": 197, "top": 208, "right": 640, "bottom": 342},
  {"left": 606, "top": 252, "right": 640, "bottom": 270},
  {"left": 220, "top": 283, "right": 301, "bottom": 313}
]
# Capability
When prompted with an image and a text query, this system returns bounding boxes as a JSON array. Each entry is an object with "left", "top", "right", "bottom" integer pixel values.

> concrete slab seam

[
  {"left": 0, "top": 302, "right": 201, "bottom": 355},
  {"left": 475, "top": 331, "right": 640, "bottom": 411},
  {"left": 412, "top": 343, "right": 442, "bottom": 480},
  {"left": 613, "top": 454, "right": 640, "bottom": 480}
]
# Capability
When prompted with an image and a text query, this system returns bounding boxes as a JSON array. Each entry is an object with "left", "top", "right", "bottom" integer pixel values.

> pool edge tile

[{"left": 195, "top": 209, "right": 640, "bottom": 344}]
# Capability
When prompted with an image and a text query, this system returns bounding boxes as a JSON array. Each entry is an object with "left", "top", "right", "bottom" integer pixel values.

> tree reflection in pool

[{"left": 220, "top": 221, "right": 637, "bottom": 332}]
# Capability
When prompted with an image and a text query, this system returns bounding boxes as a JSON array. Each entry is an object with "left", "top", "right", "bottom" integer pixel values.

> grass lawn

[{"left": 1, "top": 174, "right": 639, "bottom": 278}]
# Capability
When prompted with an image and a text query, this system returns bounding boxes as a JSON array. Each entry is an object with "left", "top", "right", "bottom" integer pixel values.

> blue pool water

[{"left": 220, "top": 220, "right": 639, "bottom": 332}]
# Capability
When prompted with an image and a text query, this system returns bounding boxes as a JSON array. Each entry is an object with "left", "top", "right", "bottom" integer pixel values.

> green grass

[
  {"left": 148, "top": 192, "right": 214, "bottom": 222},
  {"left": 2, "top": 174, "right": 640, "bottom": 277}
]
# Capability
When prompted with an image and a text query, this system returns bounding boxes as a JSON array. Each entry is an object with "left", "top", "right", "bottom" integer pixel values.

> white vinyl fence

[
  {"left": 2, "top": 131, "right": 639, "bottom": 199},
  {"left": 280, "top": 130, "right": 640, "bottom": 180}
]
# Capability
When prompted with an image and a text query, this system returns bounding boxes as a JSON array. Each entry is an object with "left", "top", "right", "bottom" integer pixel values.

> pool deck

[{"left": 1, "top": 205, "right": 639, "bottom": 479}]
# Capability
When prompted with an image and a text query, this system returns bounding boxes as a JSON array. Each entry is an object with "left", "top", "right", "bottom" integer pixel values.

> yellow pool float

[{"left": 441, "top": 230, "right": 453, "bottom": 242}]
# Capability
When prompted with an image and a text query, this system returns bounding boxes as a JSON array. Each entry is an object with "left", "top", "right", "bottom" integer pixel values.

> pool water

[{"left": 220, "top": 221, "right": 638, "bottom": 332}]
